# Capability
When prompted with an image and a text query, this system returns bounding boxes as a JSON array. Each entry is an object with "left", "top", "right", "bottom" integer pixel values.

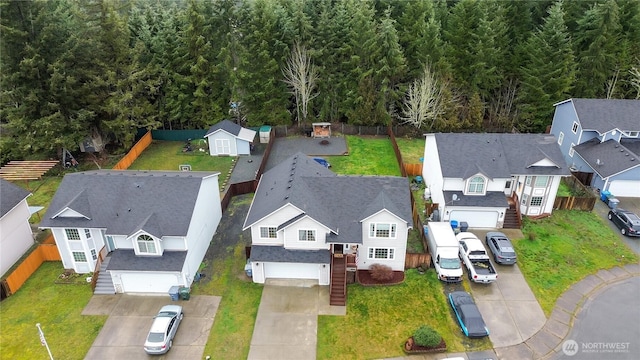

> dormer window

[
  {"left": 467, "top": 176, "right": 485, "bottom": 195},
  {"left": 572, "top": 122, "right": 578, "bottom": 133},
  {"left": 137, "top": 234, "right": 158, "bottom": 255}
]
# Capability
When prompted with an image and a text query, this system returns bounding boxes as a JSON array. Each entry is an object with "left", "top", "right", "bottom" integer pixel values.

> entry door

[{"left": 333, "top": 244, "right": 343, "bottom": 256}]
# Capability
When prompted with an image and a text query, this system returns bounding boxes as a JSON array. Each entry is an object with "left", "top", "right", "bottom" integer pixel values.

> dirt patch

[{"left": 356, "top": 270, "right": 405, "bottom": 286}]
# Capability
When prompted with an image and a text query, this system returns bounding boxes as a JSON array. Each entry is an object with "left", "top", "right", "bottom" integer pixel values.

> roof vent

[
  {"left": 621, "top": 148, "right": 624, "bottom": 152},
  {"left": 596, "top": 159, "right": 603, "bottom": 166},
  {"left": 284, "top": 196, "right": 289, "bottom": 200}
]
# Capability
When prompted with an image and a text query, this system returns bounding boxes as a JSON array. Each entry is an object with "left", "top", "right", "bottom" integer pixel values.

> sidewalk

[{"left": 389, "top": 263, "right": 640, "bottom": 360}]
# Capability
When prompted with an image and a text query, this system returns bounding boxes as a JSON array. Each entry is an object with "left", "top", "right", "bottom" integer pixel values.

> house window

[
  {"left": 572, "top": 122, "right": 578, "bottom": 133},
  {"left": 298, "top": 230, "right": 316, "bottom": 241},
  {"left": 558, "top": 132, "right": 564, "bottom": 145},
  {"left": 569, "top": 143, "right": 575, "bottom": 157},
  {"left": 72, "top": 252, "right": 87, "bottom": 262},
  {"left": 368, "top": 247, "right": 395, "bottom": 260},
  {"left": 91, "top": 249, "right": 97, "bottom": 260},
  {"left": 84, "top": 229, "right": 92, "bottom": 239},
  {"left": 521, "top": 193, "right": 528, "bottom": 206},
  {"left": 65, "top": 229, "right": 81, "bottom": 241},
  {"left": 369, "top": 223, "right": 396, "bottom": 238},
  {"left": 534, "top": 176, "right": 549, "bottom": 187},
  {"left": 260, "top": 227, "right": 277, "bottom": 239},
  {"left": 505, "top": 180, "right": 511, "bottom": 189},
  {"left": 624, "top": 131, "right": 638, "bottom": 137},
  {"left": 467, "top": 176, "right": 485, "bottom": 194},
  {"left": 530, "top": 197, "right": 543, "bottom": 207},
  {"left": 525, "top": 176, "right": 532, "bottom": 186},
  {"left": 137, "top": 234, "right": 157, "bottom": 255}
]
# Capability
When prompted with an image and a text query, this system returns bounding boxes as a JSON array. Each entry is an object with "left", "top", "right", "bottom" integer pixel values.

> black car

[
  {"left": 608, "top": 208, "right": 640, "bottom": 237},
  {"left": 485, "top": 231, "right": 517, "bottom": 265},
  {"left": 448, "top": 291, "right": 489, "bottom": 338}
]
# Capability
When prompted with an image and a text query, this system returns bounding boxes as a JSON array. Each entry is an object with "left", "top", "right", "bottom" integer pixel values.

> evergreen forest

[{"left": 1, "top": 0, "right": 639, "bottom": 162}]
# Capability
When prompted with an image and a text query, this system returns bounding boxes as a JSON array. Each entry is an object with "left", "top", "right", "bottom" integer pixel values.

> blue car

[
  {"left": 448, "top": 291, "right": 489, "bottom": 338},
  {"left": 313, "top": 157, "right": 331, "bottom": 168}
]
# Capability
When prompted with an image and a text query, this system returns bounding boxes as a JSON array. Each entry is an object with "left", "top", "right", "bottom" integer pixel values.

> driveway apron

[{"left": 248, "top": 281, "right": 320, "bottom": 360}]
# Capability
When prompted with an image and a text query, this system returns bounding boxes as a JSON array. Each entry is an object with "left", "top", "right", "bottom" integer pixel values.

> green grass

[
  {"left": 317, "top": 269, "right": 491, "bottom": 359},
  {"left": 328, "top": 136, "right": 401, "bottom": 176},
  {"left": 395, "top": 137, "right": 425, "bottom": 164},
  {"left": 514, "top": 210, "right": 638, "bottom": 316},
  {"left": 128, "top": 140, "right": 236, "bottom": 186},
  {"left": 0, "top": 262, "right": 107, "bottom": 360}
]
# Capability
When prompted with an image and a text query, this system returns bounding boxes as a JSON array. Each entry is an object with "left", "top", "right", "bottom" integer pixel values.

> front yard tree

[
  {"left": 400, "top": 64, "right": 444, "bottom": 131},
  {"left": 282, "top": 42, "right": 319, "bottom": 127}
]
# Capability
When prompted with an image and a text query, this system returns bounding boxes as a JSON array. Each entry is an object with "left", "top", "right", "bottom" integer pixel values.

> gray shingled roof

[
  {"left": 443, "top": 191, "right": 508, "bottom": 207},
  {"left": 0, "top": 179, "right": 31, "bottom": 218},
  {"left": 573, "top": 139, "right": 640, "bottom": 178},
  {"left": 566, "top": 98, "right": 640, "bottom": 134},
  {"left": 39, "top": 170, "right": 218, "bottom": 237},
  {"left": 244, "top": 152, "right": 413, "bottom": 245},
  {"left": 107, "top": 249, "right": 187, "bottom": 271},
  {"left": 205, "top": 119, "right": 243, "bottom": 137},
  {"left": 434, "top": 133, "right": 570, "bottom": 179},
  {"left": 250, "top": 245, "right": 330, "bottom": 264}
]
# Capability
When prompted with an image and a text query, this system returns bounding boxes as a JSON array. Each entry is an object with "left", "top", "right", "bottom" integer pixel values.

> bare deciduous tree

[
  {"left": 629, "top": 66, "right": 640, "bottom": 99},
  {"left": 399, "top": 64, "right": 444, "bottom": 130},
  {"left": 282, "top": 42, "right": 319, "bottom": 126}
]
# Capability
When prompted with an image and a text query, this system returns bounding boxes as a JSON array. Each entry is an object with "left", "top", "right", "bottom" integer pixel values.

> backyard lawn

[
  {"left": 395, "top": 137, "right": 425, "bottom": 164},
  {"left": 515, "top": 210, "right": 638, "bottom": 316},
  {"left": 0, "top": 262, "right": 106, "bottom": 360},
  {"left": 328, "top": 135, "right": 401, "bottom": 176}
]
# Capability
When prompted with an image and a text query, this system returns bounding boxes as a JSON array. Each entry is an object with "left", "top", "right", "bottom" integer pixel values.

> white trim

[{"left": 367, "top": 247, "right": 395, "bottom": 260}]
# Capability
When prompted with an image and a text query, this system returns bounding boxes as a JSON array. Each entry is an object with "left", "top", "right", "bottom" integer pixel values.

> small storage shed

[
  {"left": 312, "top": 122, "right": 331, "bottom": 138},
  {"left": 259, "top": 126, "right": 271, "bottom": 144},
  {"left": 205, "top": 120, "right": 256, "bottom": 156}
]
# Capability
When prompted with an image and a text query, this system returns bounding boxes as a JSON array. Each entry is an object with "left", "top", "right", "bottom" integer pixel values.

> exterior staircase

[
  {"left": 503, "top": 203, "right": 521, "bottom": 229},
  {"left": 329, "top": 255, "right": 347, "bottom": 306},
  {"left": 93, "top": 256, "right": 116, "bottom": 295}
]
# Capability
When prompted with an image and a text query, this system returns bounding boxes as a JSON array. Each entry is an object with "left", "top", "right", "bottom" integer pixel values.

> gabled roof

[
  {"left": 204, "top": 119, "right": 256, "bottom": 142},
  {"left": 40, "top": 170, "right": 219, "bottom": 237},
  {"left": 0, "top": 179, "right": 31, "bottom": 218},
  {"left": 555, "top": 98, "right": 640, "bottom": 134},
  {"left": 573, "top": 139, "right": 640, "bottom": 178},
  {"left": 244, "top": 153, "right": 413, "bottom": 243},
  {"left": 107, "top": 249, "right": 187, "bottom": 271},
  {"left": 250, "top": 245, "right": 330, "bottom": 264},
  {"left": 433, "top": 133, "right": 570, "bottom": 179}
]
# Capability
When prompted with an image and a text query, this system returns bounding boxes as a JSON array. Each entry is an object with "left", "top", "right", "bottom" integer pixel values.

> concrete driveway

[
  {"left": 594, "top": 197, "right": 640, "bottom": 254},
  {"left": 82, "top": 294, "right": 221, "bottom": 359},
  {"left": 247, "top": 279, "right": 344, "bottom": 360},
  {"left": 469, "top": 229, "right": 547, "bottom": 348}
]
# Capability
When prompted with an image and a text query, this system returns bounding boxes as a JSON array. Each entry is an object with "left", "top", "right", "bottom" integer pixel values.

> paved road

[{"left": 552, "top": 276, "right": 640, "bottom": 360}]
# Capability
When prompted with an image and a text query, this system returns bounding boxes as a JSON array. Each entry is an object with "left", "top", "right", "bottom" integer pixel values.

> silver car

[
  {"left": 144, "top": 305, "right": 183, "bottom": 355},
  {"left": 485, "top": 231, "right": 517, "bottom": 265}
]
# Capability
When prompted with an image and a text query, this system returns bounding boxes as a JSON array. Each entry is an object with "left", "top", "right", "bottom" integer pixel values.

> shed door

[{"left": 215, "top": 139, "right": 231, "bottom": 155}]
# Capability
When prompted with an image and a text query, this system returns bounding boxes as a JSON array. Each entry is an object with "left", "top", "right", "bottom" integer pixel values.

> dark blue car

[{"left": 448, "top": 291, "right": 489, "bottom": 338}]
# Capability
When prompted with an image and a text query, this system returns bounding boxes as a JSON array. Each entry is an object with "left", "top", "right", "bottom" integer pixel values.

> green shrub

[{"left": 413, "top": 325, "right": 442, "bottom": 347}]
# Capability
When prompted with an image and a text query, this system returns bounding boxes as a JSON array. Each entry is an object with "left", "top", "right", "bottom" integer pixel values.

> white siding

[
  {"left": 250, "top": 204, "right": 303, "bottom": 246},
  {"left": 162, "top": 236, "right": 187, "bottom": 250},
  {"left": 422, "top": 134, "right": 445, "bottom": 204},
  {"left": 0, "top": 200, "right": 34, "bottom": 276},
  {"left": 360, "top": 210, "right": 408, "bottom": 271},
  {"left": 282, "top": 217, "right": 331, "bottom": 250}
]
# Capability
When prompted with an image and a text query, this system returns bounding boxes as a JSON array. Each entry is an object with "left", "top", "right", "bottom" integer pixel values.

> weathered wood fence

[
  {"left": 405, "top": 253, "right": 431, "bottom": 269},
  {"left": 553, "top": 176, "right": 597, "bottom": 211}
]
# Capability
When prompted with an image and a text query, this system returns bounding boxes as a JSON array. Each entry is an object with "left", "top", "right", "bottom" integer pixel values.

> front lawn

[
  {"left": 328, "top": 136, "right": 401, "bottom": 176},
  {"left": 0, "top": 262, "right": 106, "bottom": 360},
  {"left": 317, "top": 269, "right": 491, "bottom": 359},
  {"left": 514, "top": 210, "right": 638, "bottom": 316}
]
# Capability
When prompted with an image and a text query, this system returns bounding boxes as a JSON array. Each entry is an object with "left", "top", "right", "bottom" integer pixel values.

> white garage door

[
  {"left": 608, "top": 180, "right": 640, "bottom": 198},
  {"left": 449, "top": 210, "right": 499, "bottom": 228},
  {"left": 120, "top": 272, "right": 180, "bottom": 294},
  {"left": 264, "top": 262, "right": 320, "bottom": 280}
]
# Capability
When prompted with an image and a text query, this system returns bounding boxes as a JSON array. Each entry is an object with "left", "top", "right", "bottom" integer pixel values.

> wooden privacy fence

[
  {"left": 553, "top": 176, "right": 597, "bottom": 211},
  {"left": 404, "top": 163, "right": 422, "bottom": 176},
  {"left": 112, "top": 131, "right": 152, "bottom": 170},
  {"left": 2, "top": 234, "right": 61, "bottom": 297},
  {"left": 405, "top": 253, "right": 431, "bottom": 269},
  {"left": 387, "top": 125, "right": 407, "bottom": 177}
]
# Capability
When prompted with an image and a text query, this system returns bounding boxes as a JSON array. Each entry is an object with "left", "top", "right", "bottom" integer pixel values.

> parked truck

[
  {"left": 456, "top": 232, "right": 498, "bottom": 284},
  {"left": 426, "top": 222, "right": 463, "bottom": 283}
]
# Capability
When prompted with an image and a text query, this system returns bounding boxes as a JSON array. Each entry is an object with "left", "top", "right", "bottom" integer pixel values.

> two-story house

[
  {"left": 550, "top": 98, "right": 640, "bottom": 197},
  {"left": 243, "top": 153, "right": 413, "bottom": 305},
  {"left": 0, "top": 179, "right": 34, "bottom": 277},
  {"left": 422, "top": 133, "right": 570, "bottom": 228},
  {"left": 39, "top": 170, "right": 221, "bottom": 294}
]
